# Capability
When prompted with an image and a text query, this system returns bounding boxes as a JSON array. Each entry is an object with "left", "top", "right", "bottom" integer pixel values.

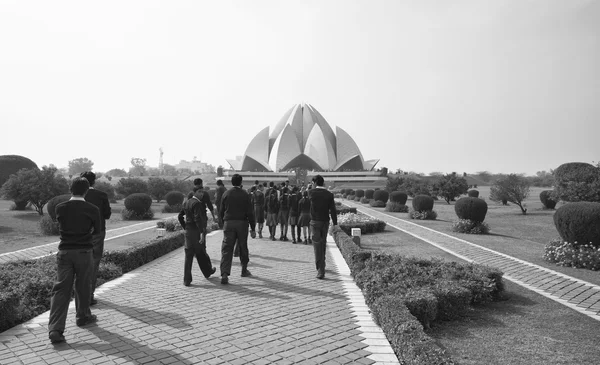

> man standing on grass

[
  {"left": 48, "top": 177, "right": 101, "bottom": 344},
  {"left": 308, "top": 175, "right": 337, "bottom": 279},
  {"left": 80, "top": 171, "right": 111, "bottom": 306},
  {"left": 219, "top": 174, "right": 256, "bottom": 284}
]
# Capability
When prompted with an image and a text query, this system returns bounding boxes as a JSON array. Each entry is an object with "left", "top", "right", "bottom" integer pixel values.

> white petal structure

[{"left": 231, "top": 103, "right": 378, "bottom": 172}]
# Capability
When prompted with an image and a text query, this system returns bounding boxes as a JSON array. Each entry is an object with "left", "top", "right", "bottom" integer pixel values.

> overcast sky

[{"left": 1, "top": 0, "right": 598, "bottom": 175}]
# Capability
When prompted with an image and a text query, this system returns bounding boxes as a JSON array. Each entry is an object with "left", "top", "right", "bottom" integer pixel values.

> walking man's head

[
  {"left": 193, "top": 178, "right": 203, "bottom": 187},
  {"left": 269, "top": 181, "right": 274, "bottom": 188},
  {"left": 71, "top": 177, "right": 90, "bottom": 197},
  {"left": 216, "top": 179, "right": 223, "bottom": 186},
  {"left": 79, "top": 171, "right": 96, "bottom": 187},
  {"left": 231, "top": 174, "right": 243, "bottom": 187},
  {"left": 314, "top": 175, "right": 324, "bottom": 187}
]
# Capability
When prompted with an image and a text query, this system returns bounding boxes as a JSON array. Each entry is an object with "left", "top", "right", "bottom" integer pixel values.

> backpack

[
  {"left": 267, "top": 192, "right": 278, "bottom": 211},
  {"left": 280, "top": 193, "right": 289, "bottom": 210}
]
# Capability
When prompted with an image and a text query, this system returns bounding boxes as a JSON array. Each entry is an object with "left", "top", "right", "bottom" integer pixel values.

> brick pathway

[
  {"left": 0, "top": 219, "right": 172, "bottom": 264},
  {"left": 342, "top": 200, "right": 600, "bottom": 321},
  {"left": 0, "top": 230, "right": 400, "bottom": 365}
]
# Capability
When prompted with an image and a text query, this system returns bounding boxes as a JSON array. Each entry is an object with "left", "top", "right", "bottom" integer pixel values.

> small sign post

[
  {"left": 351, "top": 228, "right": 361, "bottom": 247},
  {"left": 156, "top": 228, "right": 166, "bottom": 237}
]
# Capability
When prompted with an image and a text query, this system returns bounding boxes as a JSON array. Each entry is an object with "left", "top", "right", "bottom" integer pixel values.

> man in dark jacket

[
  {"left": 214, "top": 179, "right": 226, "bottom": 228},
  {"left": 48, "top": 177, "right": 101, "bottom": 344},
  {"left": 80, "top": 171, "right": 111, "bottom": 305},
  {"left": 178, "top": 189, "right": 217, "bottom": 286},
  {"left": 219, "top": 174, "right": 256, "bottom": 284},
  {"left": 308, "top": 175, "right": 338, "bottom": 279}
]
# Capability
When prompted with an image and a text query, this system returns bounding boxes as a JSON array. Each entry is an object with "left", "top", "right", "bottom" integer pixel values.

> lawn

[
  {"left": 0, "top": 199, "right": 175, "bottom": 254},
  {"left": 360, "top": 227, "right": 600, "bottom": 365},
  {"left": 356, "top": 186, "right": 600, "bottom": 287}
]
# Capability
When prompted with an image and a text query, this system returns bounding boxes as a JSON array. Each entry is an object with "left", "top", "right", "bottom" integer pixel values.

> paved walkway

[
  {"left": 0, "top": 219, "right": 174, "bottom": 264},
  {"left": 342, "top": 200, "right": 600, "bottom": 321},
  {"left": 0, "top": 230, "right": 400, "bottom": 365}
]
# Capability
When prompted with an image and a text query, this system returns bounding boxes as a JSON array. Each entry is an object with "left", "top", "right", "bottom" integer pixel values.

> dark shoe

[
  {"left": 270, "top": 236, "right": 276, "bottom": 241},
  {"left": 90, "top": 297, "right": 98, "bottom": 306},
  {"left": 49, "top": 330, "right": 65, "bottom": 344},
  {"left": 241, "top": 269, "right": 252, "bottom": 277},
  {"left": 258, "top": 232, "right": 263, "bottom": 238},
  {"left": 184, "top": 281, "right": 191, "bottom": 286},
  {"left": 316, "top": 270, "right": 325, "bottom": 279},
  {"left": 279, "top": 236, "right": 284, "bottom": 241},
  {"left": 292, "top": 239, "right": 296, "bottom": 244},
  {"left": 308, "top": 238, "right": 313, "bottom": 244},
  {"left": 205, "top": 267, "right": 216, "bottom": 279},
  {"left": 221, "top": 275, "right": 229, "bottom": 285},
  {"left": 76, "top": 314, "right": 97, "bottom": 327},
  {"left": 303, "top": 239, "right": 308, "bottom": 245}
]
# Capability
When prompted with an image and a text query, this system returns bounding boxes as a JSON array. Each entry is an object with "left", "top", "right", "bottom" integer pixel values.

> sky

[{"left": 1, "top": 0, "right": 599, "bottom": 176}]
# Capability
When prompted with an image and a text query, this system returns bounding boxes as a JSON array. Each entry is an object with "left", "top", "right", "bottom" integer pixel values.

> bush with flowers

[
  {"left": 408, "top": 208, "right": 437, "bottom": 220},
  {"left": 544, "top": 239, "right": 600, "bottom": 271},
  {"left": 452, "top": 219, "right": 490, "bottom": 234},
  {"left": 337, "top": 212, "right": 386, "bottom": 235}
]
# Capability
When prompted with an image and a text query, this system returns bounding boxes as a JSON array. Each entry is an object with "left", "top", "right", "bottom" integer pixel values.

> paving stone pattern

[
  {"left": 343, "top": 200, "right": 600, "bottom": 321},
  {"left": 0, "top": 230, "right": 398, "bottom": 364}
]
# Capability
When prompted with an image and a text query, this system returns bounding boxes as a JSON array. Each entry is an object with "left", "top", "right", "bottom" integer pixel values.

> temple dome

[{"left": 227, "top": 103, "right": 378, "bottom": 172}]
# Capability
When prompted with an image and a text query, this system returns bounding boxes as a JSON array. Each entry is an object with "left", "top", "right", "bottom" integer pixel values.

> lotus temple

[{"left": 224, "top": 103, "right": 385, "bottom": 187}]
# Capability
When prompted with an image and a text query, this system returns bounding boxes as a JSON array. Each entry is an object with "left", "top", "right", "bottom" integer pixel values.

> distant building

[{"left": 175, "top": 158, "right": 211, "bottom": 173}]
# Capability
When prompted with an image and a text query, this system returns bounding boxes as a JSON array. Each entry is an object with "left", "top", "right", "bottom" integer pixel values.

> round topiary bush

[
  {"left": 373, "top": 190, "right": 389, "bottom": 204},
  {"left": 412, "top": 195, "right": 434, "bottom": 212},
  {"left": 0, "top": 155, "right": 38, "bottom": 187},
  {"left": 46, "top": 194, "right": 72, "bottom": 220},
  {"left": 340, "top": 188, "right": 347, "bottom": 195},
  {"left": 553, "top": 162, "right": 600, "bottom": 202},
  {"left": 385, "top": 201, "right": 409, "bottom": 213},
  {"left": 124, "top": 193, "right": 153, "bottom": 214},
  {"left": 390, "top": 191, "right": 408, "bottom": 204},
  {"left": 467, "top": 190, "right": 479, "bottom": 198},
  {"left": 355, "top": 189, "right": 365, "bottom": 198},
  {"left": 39, "top": 214, "right": 60, "bottom": 235},
  {"left": 454, "top": 197, "right": 488, "bottom": 223},
  {"left": 540, "top": 190, "right": 557, "bottom": 209},
  {"left": 553, "top": 202, "right": 600, "bottom": 248},
  {"left": 365, "top": 189, "right": 374, "bottom": 199},
  {"left": 165, "top": 191, "right": 185, "bottom": 206}
]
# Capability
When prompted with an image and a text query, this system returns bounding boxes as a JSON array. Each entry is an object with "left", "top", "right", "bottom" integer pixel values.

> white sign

[{"left": 351, "top": 228, "right": 361, "bottom": 237}]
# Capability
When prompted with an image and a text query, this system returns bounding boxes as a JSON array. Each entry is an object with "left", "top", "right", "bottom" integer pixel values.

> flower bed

[
  {"left": 337, "top": 212, "right": 386, "bottom": 235},
  {"left": 330, "top": 226, "right": 505, "bottom": 364},
  {"left": 544, "top": 239, "right": 600, "bottom": 271}
]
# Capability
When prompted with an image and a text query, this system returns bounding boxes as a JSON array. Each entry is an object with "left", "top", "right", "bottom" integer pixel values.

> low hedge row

[
  {"left": 337, "top": 212, "right": 386, "bottom": 235},
  {"left": 330, "top": 227, "right": 505, "bottom": 364},
  {"left": 0, "top": 231, "right": 185, "bottom": 332}
]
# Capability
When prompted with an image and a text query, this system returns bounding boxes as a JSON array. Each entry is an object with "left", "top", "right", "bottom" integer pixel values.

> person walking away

[
  {"left": 178, "top": 191, "right": 217, "bottom": 286},
  {"left": 219, "top": 174, "right": 256, "bottom": 284},
  {"left": 264, "top": 182, "right": 279, "bottom": 241},
  {"left": 80, "top": 171, "right": 111, "bottom": 306},
  {"left": 278, "top": 187, "right": 290, "bottom": 241},
  {"left": 288, "top": 186, "right": 300, "bottom": 243},
  {"left": 297, "top": 190, "right": 311, "bottom": 245},
  {"left": 48, "top": 177, "right": 101, "bottom": 344},
  {"left": 253, "top": 184, "right": 265, "bottom": 238},
  {"left": 215, "top": 179, "right": 226, "bottom": 228},
  {"left": 308, "top": 175, "right": 337, "bottom": 279}
]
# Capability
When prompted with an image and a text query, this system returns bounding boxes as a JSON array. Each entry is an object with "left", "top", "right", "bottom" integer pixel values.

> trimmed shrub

[
  {"left": 121, "top": 209, "right": 154, "bottom": 220},
  {"left": 0, "top": 155, "right": 38, "bottom": 188},
  {"left": 390, "top": 191, "right": 408, "bottom": 204},
  {"left": 452, "top": 219, "right": 490, "bottom": 234},
  {"left": 553, "top": 162, "right": 600, "bottom": 202},
  {"left": 409, "top": 209, "right": 437, "bottom": 220},
  {"left": 115, "top": 177, "right": 148, "bottom": 196},
  {"left": 355, "top": 189, "right": 365, "bottom": 198},
  {"left": 553, "top": 202, "right": 600, "bottom": 248},
  {"left": 46, "top": 194, "right": 71, "bottom": 220},
  {"left": 337, "top": 206, "right": 357, "bottom": 215},
  {"left": 347, "top": 194, "right": 355, "bottom": 201},
  {"left": 12, "top": 200, "right": 29, "bottom": 210},
  {"left": 454, "top": 197, "right": 488, "bottom": 223},
  {"left": 39, "top": 215, "right": 60, "bottom": 235},
  {"left": 365, "top": 189, "right": 375, "bottom": 199},
  {"left": 544, "top": 239, "right": 600, "bottom": 271},
  {"left": 338, "top": 213, "right": 386, "bottom": 235},
  {"left": 94, "top": 181, "right": 115, "bottom": 201},
  {"left": 165, "top": 191, "right": 185, "bottom": 206},
  {"left": 467, "top": 189, "right": 479, "bottom": 198},
  {"left": 373, "top": 190, "right": 389, "bottom": 204},
  {"left": 412, "top": 195, "right": 434, "bottom": 211},
  {"left": 369, "top": 200, "right": 386, "bottom": 208},
  {"left": 385, "top": 201, "right": 409, "bottom": 213},
  {"left": 360, "top": 197, "right": 371, "bottom": 204},
  {"left": 124, "top": 193, "right": 153, "bottom": 214},
  {"left": 162, "top": 203, "right": 182, "bottom": 213},
  {"left": 540, "top": 190, "right": 557, "bottom": 209},
  {"left": 340, "top": 188, "right": 347, "bottom": 195},
  {"left": 156, "top": 217, "right": 183, "bottom": 232},
  {"left": 354, "top": 196, "right": 361, "bottom": 201}
]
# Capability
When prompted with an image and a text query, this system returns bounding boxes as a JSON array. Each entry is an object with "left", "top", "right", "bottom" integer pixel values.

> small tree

[
  {"left": 147, "top": 177, "right": 174, "bottom": 202},
  {"left": 490, "top": 174, "right": 530, "bottom": 214},
  {"left": 115, "top": 177, "right": 149, "bottom": 197},
  {"left": 0, "top": 166, "right": 69, "bottom": 215},
  {"left": 106, "top": 168, "right": 127, "bottom": 177},
  {"left": 217, "top": 165, "right": 224, "bottom": 177},
  {"left": 434, "top": 173, "right": 469, "bottom": 204},
  {"left": 129, "top": 157, "right": 147, "bottom": 177},
  {"left": 68, "top": 157, "right": 94, "bottom": 176}
]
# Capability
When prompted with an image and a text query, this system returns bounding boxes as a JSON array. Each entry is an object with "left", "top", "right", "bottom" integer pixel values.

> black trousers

[
  {"left": 48, "top": 249, "right": 94, "bottom": 333},
  {"left": 310, "top": 220, "right": 329, "bottom": 273},
  {"left": 91, "top": 231, "right": 106, "bottom": 298},
  {"left": 184, "top": 228, "right": 213, "bottom": 282},
  {"left": 220, "top": 220, "right": 250, "bottom": 276}
]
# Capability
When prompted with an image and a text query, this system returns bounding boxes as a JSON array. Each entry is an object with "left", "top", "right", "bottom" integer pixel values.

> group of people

[
  {"left": 178, "top": 174, "right": 338, "bottom": 286},
  {"left": 46, "top": 172, "right": 337, "bottom": 344}
]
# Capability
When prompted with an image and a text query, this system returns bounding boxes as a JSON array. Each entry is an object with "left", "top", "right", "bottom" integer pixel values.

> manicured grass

[{"left": 360, "top": 226, "right": 600, "bottom": 365}]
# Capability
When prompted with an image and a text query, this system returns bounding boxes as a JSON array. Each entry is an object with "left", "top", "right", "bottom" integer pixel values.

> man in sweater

[
  {"left": 80, "top": 171, "right": 111, "bottom": 305},
  {"left": 214, "top": 179, "right": 227, "bottom": 228},
  {"left": 219, "top": 174, "right": 256, "bottom": 284},
  {"left": 48, "top": 177, "right": 101, "bottom": 344},
  {"left": 308, "top": 175, "right": 338, "bottom": 279}
]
